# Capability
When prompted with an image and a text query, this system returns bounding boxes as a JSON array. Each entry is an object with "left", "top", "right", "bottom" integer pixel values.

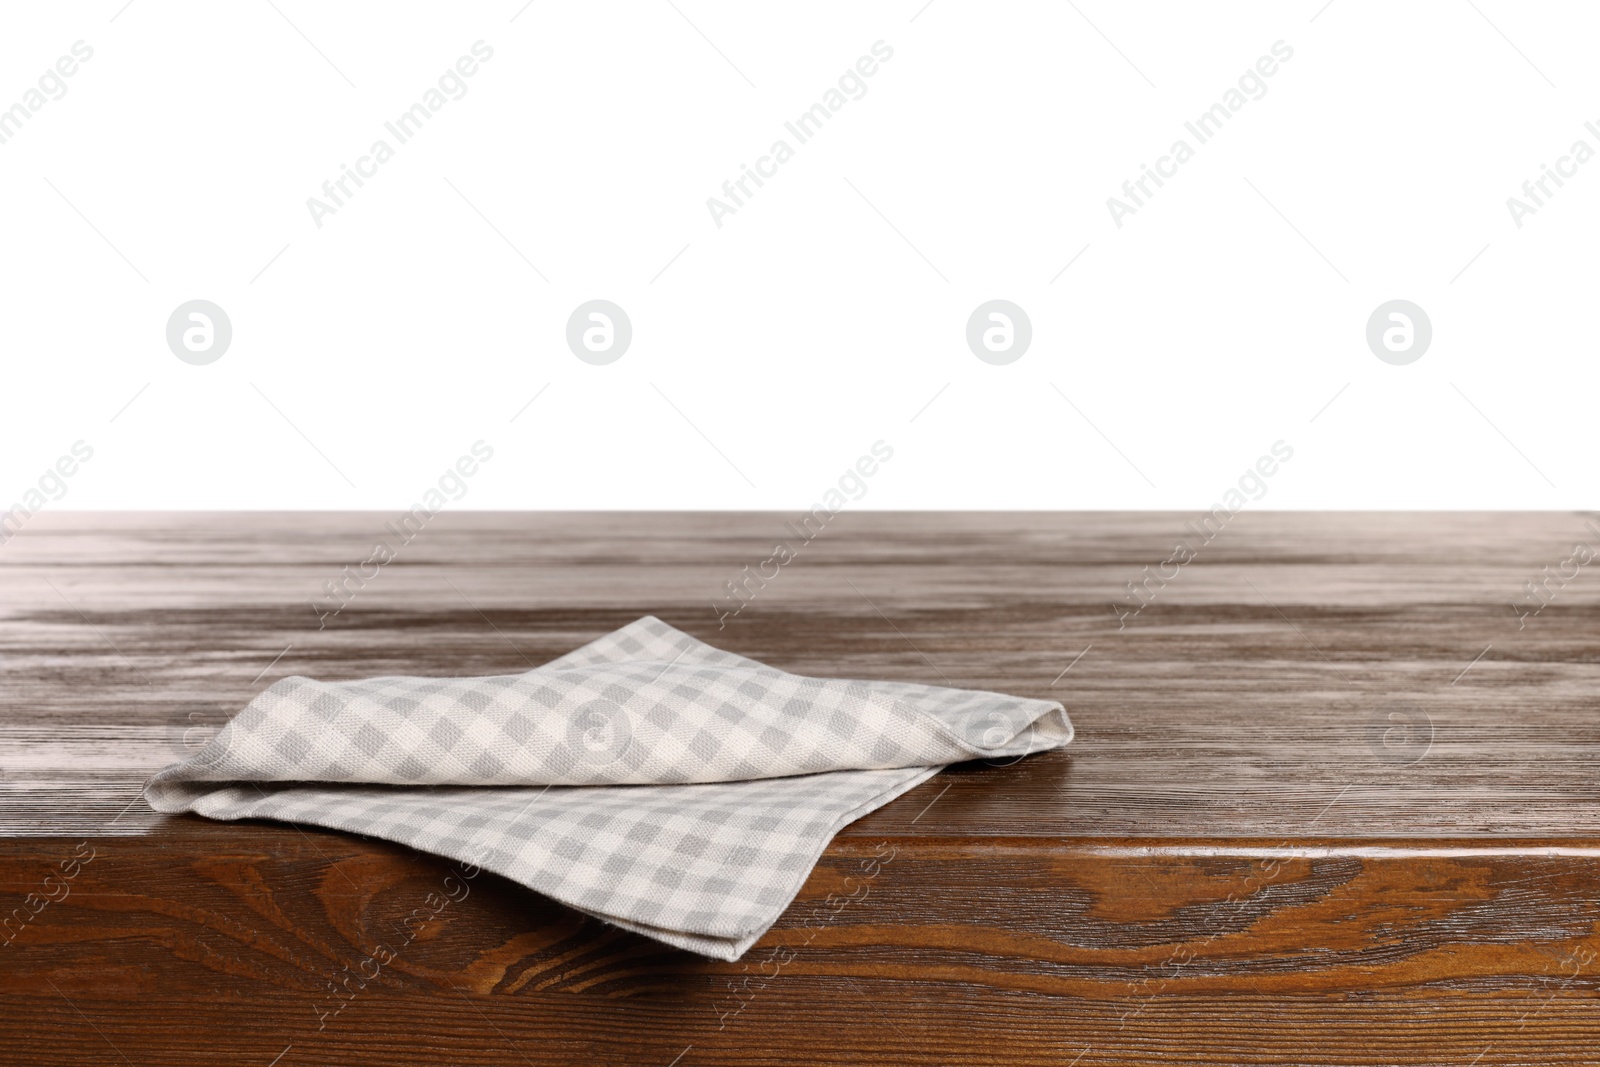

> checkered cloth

[{"left": 145, "top": 616, "right": 1072, "bottom": 959}]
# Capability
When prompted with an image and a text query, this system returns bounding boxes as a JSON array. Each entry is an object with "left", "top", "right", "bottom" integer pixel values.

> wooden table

[{"left": 4, "top": 512, "right": 1600, "bottom": 1065}]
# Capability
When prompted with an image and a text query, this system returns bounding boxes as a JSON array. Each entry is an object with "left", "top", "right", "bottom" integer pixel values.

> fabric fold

[{"left": 145, "top": 616, "right": 1072, "bottom": 959}]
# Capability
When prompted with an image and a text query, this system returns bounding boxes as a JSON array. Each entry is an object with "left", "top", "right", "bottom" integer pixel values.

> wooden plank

[
  {"left": 4, "top": 512, "right": 1600, "bottom": 1063},
  {"left": 5, "top": 834, "right": 1600, "bottom": 1063}
]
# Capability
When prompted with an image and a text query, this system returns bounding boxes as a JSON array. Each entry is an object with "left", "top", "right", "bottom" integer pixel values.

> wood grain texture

[{"left": 4, "top": 511, "right": 1600, "bottom": 1064}]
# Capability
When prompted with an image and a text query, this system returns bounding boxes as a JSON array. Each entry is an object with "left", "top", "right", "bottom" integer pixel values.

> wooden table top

[{"left": 5, "top": 512, "right": 1600, "bottom": 1065}]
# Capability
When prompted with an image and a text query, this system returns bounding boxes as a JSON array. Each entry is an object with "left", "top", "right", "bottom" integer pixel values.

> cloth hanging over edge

[{"left": 145, "top": 616, "right": 1072, "bottom": 959}]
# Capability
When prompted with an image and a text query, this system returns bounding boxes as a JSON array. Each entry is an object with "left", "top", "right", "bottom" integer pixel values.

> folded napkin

[{"left": 146, "top": 616, "right": 1072, "bottom": 959}]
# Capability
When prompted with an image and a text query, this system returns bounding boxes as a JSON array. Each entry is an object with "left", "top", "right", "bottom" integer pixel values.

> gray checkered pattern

[{"left": 145, "top": 616, "right": 1072, "bottom": 959}]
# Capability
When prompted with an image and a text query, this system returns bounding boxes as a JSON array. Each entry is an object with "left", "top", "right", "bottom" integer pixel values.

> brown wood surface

[{"left": 4, "top": 511, "right": 1600, "bottom": 1065}]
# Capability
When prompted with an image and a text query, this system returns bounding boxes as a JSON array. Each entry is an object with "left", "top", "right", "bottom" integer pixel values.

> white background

[{"left": 1, "top": 1, "right": 1593, "bottom": 512}]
